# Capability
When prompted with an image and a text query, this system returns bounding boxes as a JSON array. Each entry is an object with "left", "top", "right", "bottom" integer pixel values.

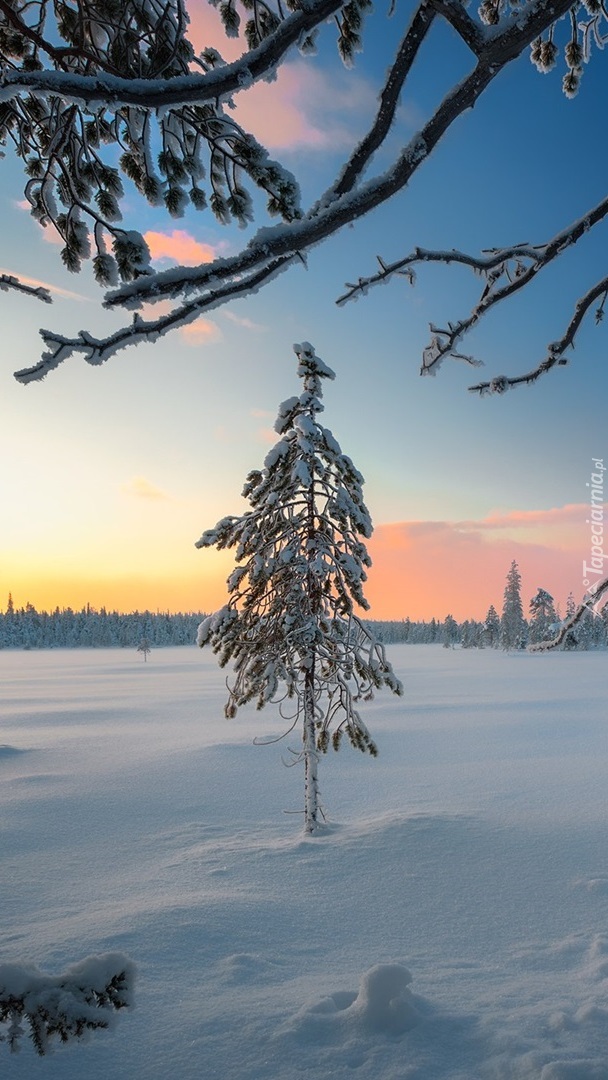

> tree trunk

[
  {"left": 302, "top": 658, "right": 319, "bottom": 834},
  {"left": 302, "top": 432, "right": 321, "bottom": 834}
]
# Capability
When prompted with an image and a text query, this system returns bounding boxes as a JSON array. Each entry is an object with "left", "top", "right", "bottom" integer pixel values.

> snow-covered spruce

[
  {"left": 500, "top": 559, "right": 528, "bottom": 650},
  {"left": 528, "top": 587, "right": 558, "bottom": 646},
  {"left": 0, "top": 953, "right": 135, "bottom": 1056},
  {"left": 196, "top": 342, "right": 402, "bottom": 834}
]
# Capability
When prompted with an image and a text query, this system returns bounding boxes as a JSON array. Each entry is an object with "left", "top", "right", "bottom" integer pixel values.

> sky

[{"left": 1, "top": 1, "right": 608, "bottom": 622}]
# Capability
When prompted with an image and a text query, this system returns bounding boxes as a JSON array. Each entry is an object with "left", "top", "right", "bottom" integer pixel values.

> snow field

[{"left": 1, "top": 645, "right": 607, "bottom": 1078}]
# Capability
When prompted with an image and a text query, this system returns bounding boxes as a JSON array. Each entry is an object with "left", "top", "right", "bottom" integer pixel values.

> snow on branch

[
  {"left": 6, "top": 0, "right": 580, "bottom": 382},
  {"left": 0, "top": 0, "right": 345, "bottom": 108},
  {"left": 469, "top": 273, "right": 608, "bottom": 395},
  {"left": 428, "top": 0, "right": 486, "bottom": 56},
  {"left": 0, "top": 953, "right": 136, "bottom": 1056},
  {"left": 529, "top": 575, "right": 608, "bottom": 652},
  {"left": 328, "top": 3, "right": 437, "bottom": 201},
  {"left": 14, "top": 255, "right": 295, "bottom": 383},
  {"left": 103, "top": 0, "right": 575, "bottom": 309},
  {"left": 338, "top": 193, "right": 608, "bottom": 384},
  {"left": 2, "top": 0, "right": 334, "bottom": 289},
  {"left": 0, "top": 273, "right": 52, "bottom": 304}
]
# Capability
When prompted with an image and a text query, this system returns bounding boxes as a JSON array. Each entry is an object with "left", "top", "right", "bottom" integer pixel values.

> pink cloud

[
  {"left": 122, "top": 476, "right": 171, "bottom": 501},
  {"left": 222, "top": 310, "right": 266, "bottom": 332},
  {"left": 364, "top": 506, "right": 588, "bottom": 621},
  {"left": 138, "top": 300, "right": 221, "bottom": 345},
  {"left": 255, "top": 427, "right": 278, "bottom": 446},
  {"left": 144, "top": 230, "right": 217, "bottom": 266},
  {"left": 233, "top": 61, "right": 375, "bottom": 151},
  {"left": 179, "top": 318, "right": 222, "bottom": 345},
  {"left": 41, "top": 225, "right": 64, "bottom": 247},
  {"left": 461, "top": 504, "right": 584, "bottom": 531},
  {"left": 184, "top": 7, "right": 377, "bottom": 151},
  {"left": 186, "top": 0, "right": 243, "bottom": 61},
  {"left": 15, "top": 200, "right": 64, "bottom": 246}
]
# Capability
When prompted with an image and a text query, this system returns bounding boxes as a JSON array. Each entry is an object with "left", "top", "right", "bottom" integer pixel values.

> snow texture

[{"left": 1, "top": 645, "right": 608, "bottom": 1077}]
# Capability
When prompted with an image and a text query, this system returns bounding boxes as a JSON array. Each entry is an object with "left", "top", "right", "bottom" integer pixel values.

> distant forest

[
  {"left": 1, "top": 596, "right": 607, "bottom": 651},
  {"left": 0, "top": 600, "right": 204, "bottom": 650}
]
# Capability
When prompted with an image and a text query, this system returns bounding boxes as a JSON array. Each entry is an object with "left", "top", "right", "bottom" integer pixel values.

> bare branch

[
  {"left": 339, "top": 193, "right": 608, "bottom": 381},
  {"left": 468, "top": 274, "right": 608, "bottom": 395},
  {"left": 428, "top": 0, "right": 486, "bottom": 55},
  {"left": 329, "top": 2, "right": 437, "bottom": 200},
  {"left": 0, "top": 273, "right": 52, "bottom": 303},
  {"left": 14, "top": 255, "right": 295, "bottom": 383}
]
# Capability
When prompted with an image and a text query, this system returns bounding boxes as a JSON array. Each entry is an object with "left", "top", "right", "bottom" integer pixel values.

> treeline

[
  {"left": 372, "top": 561, "right": 608, "bottom": 651},
  {"left": 0, "top": 600, "right": 207, "bottom": 650},
  {"left": 2, "top": 563, "right": 607, "bottom": 651},
  {"left": 369, "top": 613, "right": 608, "bottom": 650},
  {"left": 3, "top": 606, "right": 605, "bottom": 652}
]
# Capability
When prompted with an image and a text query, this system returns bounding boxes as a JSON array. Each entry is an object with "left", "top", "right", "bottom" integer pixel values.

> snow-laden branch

[
  {"left": 0, "top": 0, "right": 345, "bottom": 107},
  {"left": 0, "top": 273, "right": 52, "bottom": 304},
  {"left": 105, "top": 0, "right": 576, "bottom": 309},
  {"left": 529, "top": 575, "right": 608, "bottom": 651},
  {"left": 338, "top": 193, "right": 608, "bottom": 382},
  {"left": 0, "top": 0, "right": 124, "bottom": 77},
  {"left": 469, "top": 273, "right": 608, "bottom": 394},
  {"left": 0, "top": 953, "right": 135, "bottom": 1055},
  {"left": 14, "top": 255, "right": 295, "bottom": 383},
  {"left": 9, "top": 0, "right": 579, "bottom": 383},
  {"left": 429, "top": 0, "right": 486, "bottom": 55},
  {"left": 329, "top": 2, "right": 437, "bottom": 201}
]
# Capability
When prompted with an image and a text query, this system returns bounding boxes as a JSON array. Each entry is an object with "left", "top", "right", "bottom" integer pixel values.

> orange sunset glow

[{"left": 3, "top": 506, "right": 587, "bottom": 623}]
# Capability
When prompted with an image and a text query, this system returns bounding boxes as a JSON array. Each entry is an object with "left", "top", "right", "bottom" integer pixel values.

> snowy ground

[{"left": 1, "top": 645, "right": 608, "bottom": 1079}]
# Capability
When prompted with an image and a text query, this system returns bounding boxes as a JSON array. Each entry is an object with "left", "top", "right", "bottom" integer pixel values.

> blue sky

[{"left": 1, "top": 2, "right": 607, "bottom": 619}]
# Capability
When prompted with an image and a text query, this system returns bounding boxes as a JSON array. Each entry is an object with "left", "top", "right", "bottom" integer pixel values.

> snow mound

[
  {"left": 583, "top": 879, "right": 608, "bottom": 895},
  {"left": 349, "top": 964, "right": 420, "bottom": 1034},
  {"left": 539, "top": 1062, "right": 608, "bottom": 1080},
  {"left": 0, "top": 745, "right": 29, "bottom": 757},
  {"left": 284, "top": 963, "right": 420, "bottom": 1040},
  {"left": 215, "top": 952, "right": 284, "bottom": 984}
]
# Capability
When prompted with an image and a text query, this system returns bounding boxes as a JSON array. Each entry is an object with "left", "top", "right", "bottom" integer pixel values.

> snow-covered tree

[
  {"left": 528, "top": 587, "right": 558, "bottom": 645},
  {"left": 0, "top": 953, "right": 135, "bottom": 1056},
  {"left": 137, "top": 637, "right": 151, "bottom": 661},
  {"left": 483, "top": 604, "right": 500, "bottom": 648},
  {"left": 195, "top": 342, "right": 403, "bottom": 834},
  {"left": 500, "top": 561, "right": 527, "bottom": 650},
  {"left": 559, "top": 592, "right": 578, "bottom": 648},
  {"left": 530, "top": 583, "right": 608, "bottom": 652},
  {"left": 3, "top": 0, "right": 608, "bottom": 398},
  {"left": 460, "top": 619, "right": 482, "bottom": 648},
  {"left": 442, "top": 614, "right": 458, "bottom": 649}
]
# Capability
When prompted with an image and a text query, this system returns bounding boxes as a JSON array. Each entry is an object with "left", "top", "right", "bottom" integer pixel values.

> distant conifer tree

[
  {"left": 442, "top": 614, "right": 458, "bottom": 648},
  {"left": 137, "top": 637, "right": 151, "bottom": 662},
  {"left": 528, "top": 588, "right": 558, "bottom": 644},
  {"left": 500, "top": 561, "right": 527, "bottom": 650},
  {"left": 483, "top": 605, "right": 500, "bottom": 648}
]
